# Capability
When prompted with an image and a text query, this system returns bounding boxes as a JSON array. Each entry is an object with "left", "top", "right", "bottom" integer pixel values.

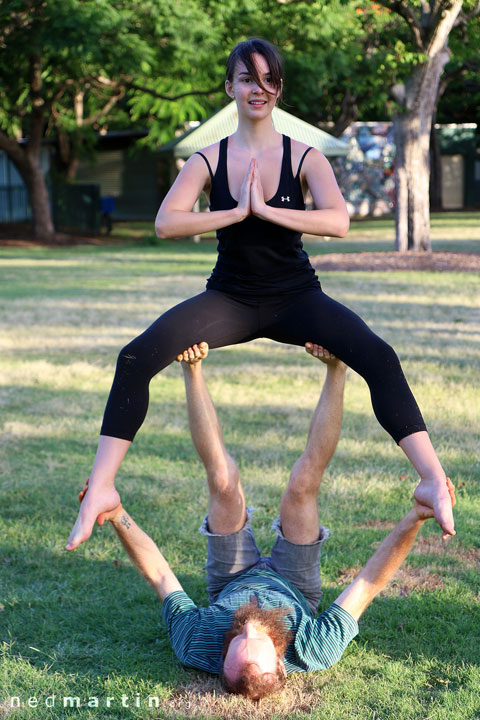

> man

[{"left": 79, "top": 342, "right": 455, "bottom": 701}]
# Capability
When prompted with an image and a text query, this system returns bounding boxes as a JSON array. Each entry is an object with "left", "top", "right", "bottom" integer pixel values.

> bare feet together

[{"left": 176, "top": 342, "right": 209, "bottom": 365}]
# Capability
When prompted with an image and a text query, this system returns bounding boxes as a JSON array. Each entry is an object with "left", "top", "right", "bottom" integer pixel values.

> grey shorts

[{"left": 199, "top": 507, "right": 329, "bottom": 613}]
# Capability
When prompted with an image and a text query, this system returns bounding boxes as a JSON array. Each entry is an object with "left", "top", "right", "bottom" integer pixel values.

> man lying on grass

[{"left": 77, "top": 342, "right": 455, "bottom": 701}]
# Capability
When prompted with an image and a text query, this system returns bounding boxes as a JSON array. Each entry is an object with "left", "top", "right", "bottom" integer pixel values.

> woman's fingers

[{"left": 237, "top": 160, "right": 254, "bottom": 216}]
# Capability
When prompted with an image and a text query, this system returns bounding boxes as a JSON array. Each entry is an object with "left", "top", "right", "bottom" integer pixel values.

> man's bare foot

[
  {"left": 305, "top": 343, "right": 346, "bottom": 370},
  {"left": 66, "top": 479, "right": 121, "bottom": 551},
  {"left": 176, "top": 342, "right": 209, "bottom": 366},
  {"left": 414, "top": 476, "right": 456, "bottom": 538}
]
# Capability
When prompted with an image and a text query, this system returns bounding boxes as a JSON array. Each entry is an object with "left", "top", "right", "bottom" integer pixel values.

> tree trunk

[
  {"left": 394, "top": 112, "right": 432, "bottom": 251},
  {"left": 24, "top": 155, "right": 55, "bottom": 238},
  {"left": 390, "top": 0, "right": 463, "bottom": 252},
  {"left": 0, "top": 131, "right": 56, "bottom": 239}
]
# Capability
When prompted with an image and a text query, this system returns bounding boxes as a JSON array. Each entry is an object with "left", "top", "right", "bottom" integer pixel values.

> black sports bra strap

[
  {"left": 281, "top": 135, "right": 291, "bottom": 175},
  {"left": 296, "top": 146, "right": 313, "bottom": 178},
  {"left": 194, "top": 152, "right": 214, "bottom": 183},
  {"left": 216, "top": 137, "right": 229, "bottom": 183}
]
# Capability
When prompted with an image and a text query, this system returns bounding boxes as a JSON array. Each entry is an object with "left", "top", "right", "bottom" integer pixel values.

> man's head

[{"left": 220, "top": 599, "right": 292, "bottom": 701}]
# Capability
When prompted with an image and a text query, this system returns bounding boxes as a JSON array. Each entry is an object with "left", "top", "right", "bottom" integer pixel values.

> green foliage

[{"left": 0, "top": 0, "right": 478, "bottom": 168}]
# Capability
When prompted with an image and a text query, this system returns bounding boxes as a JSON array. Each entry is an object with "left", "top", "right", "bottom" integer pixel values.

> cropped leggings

[{"left": 100, "top": 288, "right": 426, "bottom": 443}]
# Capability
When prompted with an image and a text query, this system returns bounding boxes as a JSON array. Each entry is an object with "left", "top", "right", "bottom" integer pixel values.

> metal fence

[
  {"left": 0, "top": 182, "right": 101, "bottom": 234},
  {"left": 51, "top": 183, "right": 100, "bottom": 234},
  {"left": 0, "top": 186, "right": 32, "bottom": 222}
]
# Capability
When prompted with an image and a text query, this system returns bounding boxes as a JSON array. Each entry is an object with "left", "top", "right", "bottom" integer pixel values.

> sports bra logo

[{"left": 281, "top": 196, "right": 291, "bottom": 203}]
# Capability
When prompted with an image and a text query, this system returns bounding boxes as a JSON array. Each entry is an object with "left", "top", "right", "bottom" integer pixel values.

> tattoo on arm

[{"left": 121, "top": 514, "right": 131, "bottom": 530}]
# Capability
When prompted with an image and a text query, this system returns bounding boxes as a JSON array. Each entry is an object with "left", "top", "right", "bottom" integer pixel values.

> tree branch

[
  {"left": 91, "top": 74, "right": 223, "bottom": 101},
  {"left": 83, "top": 89, "right": 126, "bottom": 126},
  {"left": 0, "top": 129, "right": 28, "bottom": 169},
  {"left": 28, "top": 53, "right": 46, "bottom": 154},
  {"left": 376, "top": 0, "right": 424, "bottom": 50},
  {"left": 455, "top": 0, "right": 480, "bottom": 25}
]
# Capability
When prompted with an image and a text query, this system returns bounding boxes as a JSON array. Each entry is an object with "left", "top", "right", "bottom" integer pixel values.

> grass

[{"left": 0, "top": 215, "right": 479, "bottom": 719}]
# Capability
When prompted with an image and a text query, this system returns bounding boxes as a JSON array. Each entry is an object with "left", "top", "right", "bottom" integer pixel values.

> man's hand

[{"left": 78, "top": 478, "right": 123, "bottom": 526}]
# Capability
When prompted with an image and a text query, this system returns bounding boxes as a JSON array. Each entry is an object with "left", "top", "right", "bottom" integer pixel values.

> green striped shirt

[{"left": 162, "top": 567, "right": 358, "bottom": 674}]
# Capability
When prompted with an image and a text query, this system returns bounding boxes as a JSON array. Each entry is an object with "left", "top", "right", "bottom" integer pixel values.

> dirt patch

[
  {"left": 336, "top": 566, "right": 444, "bottom": 596},
  {"left": 354, "top": 520, "right": 396, "bottom": 531},
  {"left": 0, "top": 223, "right": 125, "bottom": 247},
  {"left": 311, "top": 251, "right": 480, "bottom": 272},
  {"left": 158, "top": 673, "right": 326, "bottom": 719},
  {"left": 414, "top": 536, "right": 480, "bottom": 568}
]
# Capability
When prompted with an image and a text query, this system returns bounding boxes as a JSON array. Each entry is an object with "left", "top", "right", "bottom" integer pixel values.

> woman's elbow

[
  {"left": 338, "top": 214, "right": 350, "bottom": 238},
  {"left": 155, "top": 212, "right": 170, "bottom": 239},
  {"left": 155, "top": 224, "right": 167, "bottom": 240},
  {"left": 332, "top": 210, "right": 350, "bottom": 238}
]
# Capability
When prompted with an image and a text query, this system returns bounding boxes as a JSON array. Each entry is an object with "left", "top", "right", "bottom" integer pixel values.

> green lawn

[{"left": 1, "top": 216, "right": 479, "bottom": 719}]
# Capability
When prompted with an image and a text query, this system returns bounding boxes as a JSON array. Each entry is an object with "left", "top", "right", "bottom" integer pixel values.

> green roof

[{"left": 161, "top": 102, "right": 349, "bottom": 157}]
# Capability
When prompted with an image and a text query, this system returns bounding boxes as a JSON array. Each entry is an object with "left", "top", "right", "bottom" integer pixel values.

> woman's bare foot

[
  {"left": 176, "top": 342, "right": 209, "bottom": 366},
  {"left": 66, "top": 480, "right": 121, "bottom": 551},
  {"left": 305, "top": 343, "right": 346, "bottom": 370},
  {"left": 413, "top": 477, "right": 455, "bottom": 538},
  {"left": 399, "top": 431, "right": 455, "bottom": 538}
]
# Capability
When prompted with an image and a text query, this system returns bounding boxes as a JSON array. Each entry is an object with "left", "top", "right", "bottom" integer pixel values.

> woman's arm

[
  {"left": 250, "top": 149, "right": 350, "bottom": 238},
  {"left": 155, "top": 152, "right": 253, "bottom": 239}
]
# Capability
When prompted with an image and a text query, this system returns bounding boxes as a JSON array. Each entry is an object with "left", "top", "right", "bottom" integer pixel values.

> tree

[
  {"left": 371, "top": 1, "right": 480, "bottom": 251},
  {"left": 0, "top": 0, "right": 222, "bottom": 238}
]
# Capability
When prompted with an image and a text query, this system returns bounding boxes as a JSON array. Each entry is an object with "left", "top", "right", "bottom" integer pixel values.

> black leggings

[{"left": 100, "top": 288, "right": 426, "bottom": 443}]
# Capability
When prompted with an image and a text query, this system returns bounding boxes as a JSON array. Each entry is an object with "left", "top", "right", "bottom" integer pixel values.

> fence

[
  {"left": 51, "top": 183, "right": 100, "bottom": 234},
  {"left": 0, "top": 186, "right": 32, "bottom": 222}
]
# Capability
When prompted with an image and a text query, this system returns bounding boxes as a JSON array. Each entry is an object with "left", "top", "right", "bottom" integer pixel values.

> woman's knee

[
  {"left": 357, "top": 335, "right": 401, "bottom": 377},
  {"left": 116, "top": 336, "right": 170, "bottom": 378}
]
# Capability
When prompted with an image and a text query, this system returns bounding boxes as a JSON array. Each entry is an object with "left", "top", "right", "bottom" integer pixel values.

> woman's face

[{"left": 226, "top": 52, "right": 281, "bottom": 118}]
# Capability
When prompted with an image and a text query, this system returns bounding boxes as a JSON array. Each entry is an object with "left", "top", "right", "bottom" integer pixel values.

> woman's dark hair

[{"left": 226, "top": 38, "right": 283, "bottom": 102}]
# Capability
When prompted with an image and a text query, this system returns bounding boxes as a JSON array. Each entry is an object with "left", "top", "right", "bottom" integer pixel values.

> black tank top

[{"left": 196, "top": 134, "right": 321, "bottom": 298}]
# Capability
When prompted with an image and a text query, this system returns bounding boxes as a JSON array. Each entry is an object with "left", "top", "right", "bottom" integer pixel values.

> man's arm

[
  {"left": 335, "top": 479, "right": 455, "bottom": 621},
  {"left": 76, "top": 480, "right": 182, "bottom": 600},
  {"left": 109, "top": 506, "right": 183, "bottom": 601}
]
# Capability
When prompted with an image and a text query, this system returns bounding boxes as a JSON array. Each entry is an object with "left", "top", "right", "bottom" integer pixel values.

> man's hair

[
  {"left": 219, "top": 599, "right": 292, "bottom": 701},
  {"left": 220, "top": 659, "right": 286, "bottom": 701},
  {"left": 226, "top": 38, "right": 283, "bottom": 103}
]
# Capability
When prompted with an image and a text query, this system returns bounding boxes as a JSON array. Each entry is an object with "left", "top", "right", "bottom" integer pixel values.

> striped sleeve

[
  {"left": 162, "top": 590, "right": 200, "bottom": 666},
  {"left": 293, "top": 603, "right": 358, "bottom": 671}
]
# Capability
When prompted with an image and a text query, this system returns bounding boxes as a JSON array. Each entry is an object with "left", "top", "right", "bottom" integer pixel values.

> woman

[{"left": 66, "top": 38, "right": 454, "bottom": 550}]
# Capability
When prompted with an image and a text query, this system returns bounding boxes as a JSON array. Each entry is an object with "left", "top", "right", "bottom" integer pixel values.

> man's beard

[{"left": 222, "top": 597, "right": 293, "bottom": 659}]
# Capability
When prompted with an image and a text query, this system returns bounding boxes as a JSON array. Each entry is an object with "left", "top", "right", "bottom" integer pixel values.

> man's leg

[
  {"left": 180, "top": 343, "right": 246, "bottom": 535},
  {"left": 280, "top": 344, "right": 347, "bottom": 544}
]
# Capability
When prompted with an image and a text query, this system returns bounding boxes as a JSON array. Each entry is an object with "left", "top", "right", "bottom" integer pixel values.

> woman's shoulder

[
  {"left": 290, "top": 137, "right": 324, "bottom": 161},
  {"left": 288, "top": 137, "right": 325, "bottom": 177},
  {"left": 191, "top": 140, "right": 224, "bottom": 176},
  {"left": 196, "top": 140, "right": 224, "bottom": 162}
]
